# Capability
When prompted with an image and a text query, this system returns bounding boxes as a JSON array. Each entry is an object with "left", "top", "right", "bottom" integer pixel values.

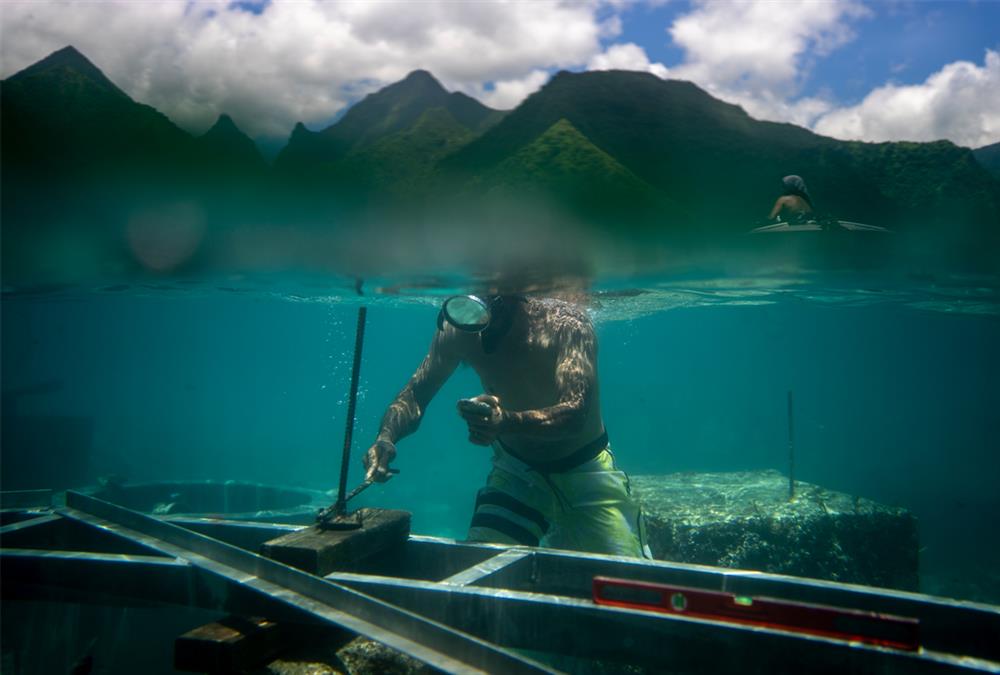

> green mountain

[
  {"left": 197, "top": 114, "right": 267, "bottom": 173},
  {"left": 478, "top": 118, "right": 683, "bottom": 226},
  {"left": 337, "top": 106, "right": 475, "bottom": 199},
  {"left": 274, "top": 69, "right": 503, "bottom": 177},
  {"left": 3, "top": 47, "right": 998, "bottom": 280},
  {"left": 444, "top": 69, "right": 1000, "bottom": 236},
  {"left": 834, "top": 140, "right": 998, "bottom": 226},
  {"left": 974, "top": 142, "right": 1000, "bottom": 180},
  {"left": 0, "top": 47, "right": 267, "bottom": 279},
  {"left": 1, "top": 45, "right": 197, "bottom": 177}
]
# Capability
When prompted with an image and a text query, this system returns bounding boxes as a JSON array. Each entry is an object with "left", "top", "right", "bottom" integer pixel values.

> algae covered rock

[
  {"left": 258, "top": 636, "right": 435, "bottom": 675},
  {"left": 632, "top": 470, "right": 918, "bottom": 590}
]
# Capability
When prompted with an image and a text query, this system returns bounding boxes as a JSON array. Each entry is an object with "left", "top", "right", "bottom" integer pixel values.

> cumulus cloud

[
  {"left": 0, "top": 1, "right": 606, "bottom": 138},
  {"left": 658, "top": 0, "right": 998, "bottom": 146},
  {"left": 477, "top": 70, "right": 552, "bottom": 110},
  {"left": 664, "top": 0, "right": 869, "bottom": 123},
  {"left": 813, "top": 50, "right": 1000, "bottom": 148},
  {"left": 588, "top": 43, "right": 669, "bottom": 79},
  {"left": 3, "top": 0, "right": 997, "bottom": 149}
]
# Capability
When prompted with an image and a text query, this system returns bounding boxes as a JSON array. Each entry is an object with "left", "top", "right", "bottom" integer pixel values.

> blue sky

[
  {"left": 2, "top": 1, "right": 998, "bottom": 147},
  {"left": 619, "top": 1, "right": 1000, "bottom": 105}
]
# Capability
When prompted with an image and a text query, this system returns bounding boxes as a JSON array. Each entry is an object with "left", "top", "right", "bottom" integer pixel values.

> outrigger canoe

[{"left": 751, "top": 219, "right": 892, "bottom": 234}]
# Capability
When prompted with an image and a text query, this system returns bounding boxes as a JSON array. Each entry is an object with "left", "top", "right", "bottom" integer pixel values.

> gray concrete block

[{"left": 632, "top": 470, "right": 918, "bottom": 591}]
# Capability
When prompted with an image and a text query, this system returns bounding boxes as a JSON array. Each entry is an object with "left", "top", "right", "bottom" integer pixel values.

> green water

[
  {"left": 3, "top": 271, "right": 998, "bottom": 606},
  {"left": 2, "top": 264, "right": 998, "bottom": 675}
]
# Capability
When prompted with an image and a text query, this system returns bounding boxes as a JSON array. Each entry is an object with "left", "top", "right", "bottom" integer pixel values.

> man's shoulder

[
  {"left": 432, "top": 320, "right": 476, "bottom": 357},
  {"left": 530, "top": 297, "right": 594, "bottom": 332}
]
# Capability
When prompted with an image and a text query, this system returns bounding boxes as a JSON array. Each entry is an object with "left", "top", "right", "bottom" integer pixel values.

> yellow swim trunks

[{"left": 467, "top": 432, "right": 651, "bottom": 558}]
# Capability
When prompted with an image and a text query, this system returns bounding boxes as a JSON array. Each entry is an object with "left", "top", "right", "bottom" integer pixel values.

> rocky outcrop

[{"left": 632, "top": 470, "right": 918, "bottom": 591}]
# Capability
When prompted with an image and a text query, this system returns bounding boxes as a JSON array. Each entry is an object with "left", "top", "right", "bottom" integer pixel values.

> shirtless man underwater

[{"left": 363, "top": 293, "right": 650, "bottom": 558}]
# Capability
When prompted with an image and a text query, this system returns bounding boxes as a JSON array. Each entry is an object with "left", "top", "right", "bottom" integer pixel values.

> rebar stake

[{"left": 787, "top": 390, "right": 795, "bottom": 500}]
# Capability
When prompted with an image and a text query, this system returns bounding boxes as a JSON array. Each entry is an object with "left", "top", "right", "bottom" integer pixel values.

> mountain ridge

[
  {"left": 7, "top": 45, "right": 129, "bottom": 99},
  {"left": 198, "top": 113, "right": 268, "bottom": 171},
  {"left": 974, "top": 141, "right": 1000, "bottom": 180},
  {"left": 274, "top": 69, "right": 504, "bottom": 174},
  {"left": 3, "top": 45, "right": 998, "bottom": 280}
]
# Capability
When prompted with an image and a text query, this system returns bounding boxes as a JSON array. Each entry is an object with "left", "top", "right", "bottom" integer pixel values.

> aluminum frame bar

[
  {"left": 60, "top": 491, "right": 557, "bottom": 675},
  {"left": 325, "top": 571, "right": 999, "bottom": 674}
]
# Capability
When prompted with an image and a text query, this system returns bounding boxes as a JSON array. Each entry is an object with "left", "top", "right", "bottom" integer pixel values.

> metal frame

[{"left": 3, "top": 491, "right": 999, "bottom": 674}]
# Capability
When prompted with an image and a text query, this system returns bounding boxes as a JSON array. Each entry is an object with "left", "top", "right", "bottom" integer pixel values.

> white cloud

[
  {"left": 598, "top": 14, "right": 624, "bottom": 40},
  {"left": 477, "top": 70, "right": 552, "bottom": 110},
  {"left": 0, "top": 0, "right": 607, "bottom": 138},
  {"left": 668, "top": 0, "right": 869, "bottom": 89},
  {"left": 3, "top": 0, "right": 997, "bottom": 149},
  {"left": 588, "top": 43, "right": 669, "bottom": 79},
  {"left": 813, "top": 50, "right": 1000, "bottom": 148},
  {"left": 664, "top": 0, "right": 869, "bottom": 123},
  {"left": 658, "top": 0, "right": 999, "bottom": 146}
]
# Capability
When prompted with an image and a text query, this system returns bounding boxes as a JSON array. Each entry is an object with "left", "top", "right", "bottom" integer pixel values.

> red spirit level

[{"left": 592, "top": 577, "right": 920, "bottom": 651}]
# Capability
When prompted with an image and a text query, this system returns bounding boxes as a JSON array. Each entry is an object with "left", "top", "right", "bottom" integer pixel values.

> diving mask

[{"left": 438, "top": 295, "right": 494, "bottom": 333}]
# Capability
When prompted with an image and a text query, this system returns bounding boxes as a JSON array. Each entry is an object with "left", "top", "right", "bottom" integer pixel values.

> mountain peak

[
  {"left": 404, "top": 69, "right": 435, "bottom": 81},
  {"left": 209, "top": 113, "right": 239, "bottom": 133},
  {"left": 202, "top": 113, "right": 251, "bottom": 144},
  {"left": 199, "top": 113, "right": 265, "bottom": 168},
  {"left": 48, "top": 45, "right": 87, "bottom": 62},
  {"left": 289, "top": 121, "right": 316, "bottom": 140},
  {"left": 36, "top": 45, "right": 89, "bottom": 68},
  {"left": 391, "top": 69, "right": 448, "bottom": 99},
  {"left": 315, "top": 69, "right": 454, "bottom": 150},
  {"left": 402, "top": 69, "right": 442, "bottom": 88},
  {"left": 7, "top": 45, "right": 128, "bottom": 99}
]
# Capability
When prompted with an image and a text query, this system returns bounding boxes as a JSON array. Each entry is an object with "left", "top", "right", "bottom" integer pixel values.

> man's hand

[
  {"left": 457, "top": 394, "right": 508, "bottom": 446},
  {"left": 363, "top": 439, "right": 397, "bottom": 482}
]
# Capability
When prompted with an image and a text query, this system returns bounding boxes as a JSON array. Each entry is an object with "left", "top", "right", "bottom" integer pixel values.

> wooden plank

[
  {"left": 175, "top": 616, "right": 354, "bottom": 673},
  {"left": 260, "top": 508, "right": 411, "bottom": 576},
  {"left": 174, "top": 616, "right": 289, "bottom": 673}
]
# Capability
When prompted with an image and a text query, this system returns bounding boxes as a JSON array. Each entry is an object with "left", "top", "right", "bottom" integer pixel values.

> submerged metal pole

[
  {"left": 787, "top": 390, "right": 795, "bottom": 500},
  {"left": 336, "top": 307, "right": 367, "bottom": 516}
]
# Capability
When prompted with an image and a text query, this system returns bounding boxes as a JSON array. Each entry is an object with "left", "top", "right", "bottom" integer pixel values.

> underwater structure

[
  {"left": 634, "top": 470, "right": 918, "bottom": 591},
  {"left": 1, "top": 486, "right": 998, "bottom": 674}
]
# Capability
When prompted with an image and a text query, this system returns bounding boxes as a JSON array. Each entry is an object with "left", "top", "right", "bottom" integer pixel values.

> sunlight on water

[{"left": 5, "top": 269, "right": 998, "bottom": 318}]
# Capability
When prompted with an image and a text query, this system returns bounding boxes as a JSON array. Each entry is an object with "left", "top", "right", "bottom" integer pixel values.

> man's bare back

[
  {"left": 769, "top": 194, "right": 812, "bottom": 220},
  {"left": 769, "top": 175, "right": 814, "bottom": 221}
]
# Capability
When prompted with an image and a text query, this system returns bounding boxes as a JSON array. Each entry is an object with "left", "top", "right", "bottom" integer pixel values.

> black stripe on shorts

[
  {"left": 474, "top": 490, "right": 549, "bottom": 534},
  {"left": 469, "top": 512, "right": 540, "bottom": 547}
]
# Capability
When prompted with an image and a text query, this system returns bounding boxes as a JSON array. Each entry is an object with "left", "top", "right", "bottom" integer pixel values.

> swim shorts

[{"left": 467, "top": 435, "right": 651, "bottom": 558}]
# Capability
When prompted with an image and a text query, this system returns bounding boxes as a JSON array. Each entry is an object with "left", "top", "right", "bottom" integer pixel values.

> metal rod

[
  {"left": 336, "top": 307, "right": 367, "bottom": 516},
  {"left": 787, "top": 390, "right": 795, "bottom": 500}
]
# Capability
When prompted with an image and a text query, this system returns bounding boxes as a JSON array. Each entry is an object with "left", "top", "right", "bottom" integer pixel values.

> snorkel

[{"left": 438, "top": 294, "right": 522, "bottom": 354}]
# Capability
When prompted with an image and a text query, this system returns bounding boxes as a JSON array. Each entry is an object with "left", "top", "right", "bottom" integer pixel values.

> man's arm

[
  {"left": 377, "top": 327, "right": 460, "bottom": 444},
  {"left": 365, "top": 327, "right": 460, "bottom": 481},
  {"left": 769, "top": 196, "right": 788, "bottom": 220}
]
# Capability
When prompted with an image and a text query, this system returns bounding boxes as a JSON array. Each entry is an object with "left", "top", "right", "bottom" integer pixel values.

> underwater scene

[
  {"left": 3, "top": 2, "right": 1000, "bottom": 673},
  {"left": 3, "top": 270, "right": 999, "bottom": 673}
]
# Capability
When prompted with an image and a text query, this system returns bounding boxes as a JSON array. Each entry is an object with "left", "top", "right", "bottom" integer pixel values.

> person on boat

[
  {"left": 768, "top": 175, "right": 814, "bottom": 222},
  {"left": 363, "top": 292, "right": 650, "bottom": 558}
]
